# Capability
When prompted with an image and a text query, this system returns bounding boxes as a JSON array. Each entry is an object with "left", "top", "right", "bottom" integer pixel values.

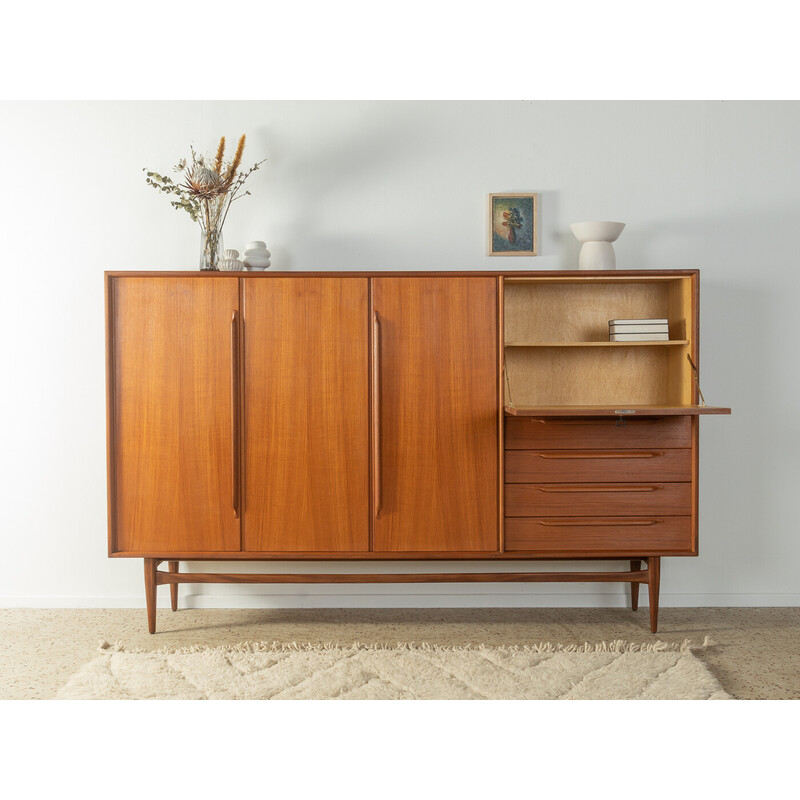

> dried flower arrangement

[{"left": 144, "top": 135, "right": 266, "bottom": 270}]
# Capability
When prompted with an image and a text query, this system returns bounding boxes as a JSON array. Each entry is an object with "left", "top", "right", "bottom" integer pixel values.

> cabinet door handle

[
  {"left": 537, "top": 451, "right": 660, "bottom": 459},
  {"left": 372, "top": 310, "right": 382, "bottom": 519},
  {"left": 537, "top": 519, "right": 660, "bottom": 527},
  {"left": 537, "top": 486, "right": 659, "bottom": 493},
  {"left": 231, "top": 310, "right": 240, "bottom": 520}
]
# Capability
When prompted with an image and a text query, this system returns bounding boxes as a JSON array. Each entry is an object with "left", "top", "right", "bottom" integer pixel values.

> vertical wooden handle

[
  {"left": 372, "top": 311, "right": 382, "bottom": 519},
  {"left": 231, "top": 310, "right": 240, "bottom": 519}
]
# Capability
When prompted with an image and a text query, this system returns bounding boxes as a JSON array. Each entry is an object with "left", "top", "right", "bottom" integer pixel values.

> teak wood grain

[
  {"left": 630, "top": 559, "right": 642, "bottom": 611},
  {"left": 110, "top": 277, "right": 241, "bottom": 553},
  {"left": 106, "top": 270, "right": 701, "bottom": 279},
  {"left": 497, "top": 277, "right": 506, "bottom": 550},
  {"left": 648, "top": 556, "right": 661, "bottom": 632},
  {"left": 154, "top": 568, "right": 651, "bottom": 585},
  {"left": 372, "top": 277, "right": 499, "bottom": 552},
  {"left": 505, "top": 448, "right": 692, "bottom": 483},
  {"left": 505, "top": 482, "right": 692, "bottom": 517},
  {"left": 104, "top": 269, "right": 725, "bottom": 635},
  {"left": 504, "top": 415, "right": 692, "bottom": 449},
  {"left": 243, "top": 278, "right": 370, "bottom": 552},
  {"left": 168, "top": 561, "right": 179, "bottom": 610},
  {"left": 504, "top": 516, "right": 693, "bottom": 555}
]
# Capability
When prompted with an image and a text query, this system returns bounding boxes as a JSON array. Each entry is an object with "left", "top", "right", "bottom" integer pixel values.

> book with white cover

[
  {"left": 610, "top": 332, "right": 669, "bottom": 341},
  {"left": 609, "top": 321, "right": 668, "bottom": 328},
  {"left": 608, "top": 318, "right": 668, "bottom": 326},
  {"left": 609, "top": 325, "right": 669, "bottom": 334}
]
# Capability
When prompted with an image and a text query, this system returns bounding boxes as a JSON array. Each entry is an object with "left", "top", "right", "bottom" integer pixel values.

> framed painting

[{"left": 489, "top": 193, "right": 538, "bottom": 256}]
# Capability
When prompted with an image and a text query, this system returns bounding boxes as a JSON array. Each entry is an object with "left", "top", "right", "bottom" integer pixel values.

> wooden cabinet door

[
  {"left": 372, "top": 277, "right": 499, "bottom": 552},
  {"left": 109, "top": 277, "right": 241, "bottom": 553},
  {"left": 243, "top": 278, "right": 370, "bottom": 552}
]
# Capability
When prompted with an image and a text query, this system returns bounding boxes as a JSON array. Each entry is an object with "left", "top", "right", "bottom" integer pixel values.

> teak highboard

[{"left": 104, "top": 270, "right": 730, "bottom": 632}]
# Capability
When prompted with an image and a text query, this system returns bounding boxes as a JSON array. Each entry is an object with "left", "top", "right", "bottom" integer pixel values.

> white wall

[{"left": 1, "top": 100, "right": 797, "bottom": 608}]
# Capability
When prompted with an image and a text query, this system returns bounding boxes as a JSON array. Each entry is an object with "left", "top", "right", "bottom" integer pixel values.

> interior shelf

[
  {"left": 504, "top": 340, "right": 689, "bottom": 348},
  {"left": 505, "top": 405, "right": 732, "bottom": 417}
]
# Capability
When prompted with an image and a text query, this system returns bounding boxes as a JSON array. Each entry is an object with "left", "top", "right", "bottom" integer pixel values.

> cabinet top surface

[{"left": 106, "top": 269, "right": 700, "bottom": 278}]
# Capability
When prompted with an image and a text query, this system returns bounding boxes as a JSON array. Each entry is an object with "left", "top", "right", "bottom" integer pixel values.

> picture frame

[{"left": 488, "top": 193, "right": 538, "bottom": 256}]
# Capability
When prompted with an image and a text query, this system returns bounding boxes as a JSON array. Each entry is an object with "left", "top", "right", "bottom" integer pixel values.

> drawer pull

[
  {"left": 530, "top": 418, "right": 659, "bottom": 425},
  {"left": 537, "top": 520, "right": 660, "bottom": 527},
  {"left": 537, "top": 486, "right": 658, "bottom": 493},
  {"left": 537, "top": 451, "right": 660, "bottom": 460}
]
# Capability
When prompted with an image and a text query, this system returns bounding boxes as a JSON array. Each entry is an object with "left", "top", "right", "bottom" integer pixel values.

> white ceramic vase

[
  {"left": 243, "top": 240, "right": 271, "bottom": 270},
  {"left": 219, "top": 249, "right": 245, "bottom": 272},
  {"left": 570, "top": 221, "right": 625, "bottom": 270}
]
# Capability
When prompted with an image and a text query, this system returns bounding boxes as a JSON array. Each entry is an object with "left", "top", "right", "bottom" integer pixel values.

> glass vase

[
  {"left": 198, "top": 196, "right": 226, "bottom": 271},
  {"left": 199, "top": 225, "right": 224, "bottom": 271}
]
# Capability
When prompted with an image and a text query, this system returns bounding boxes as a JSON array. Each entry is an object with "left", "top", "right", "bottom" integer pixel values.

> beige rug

[{"left": 58, "top": 639, "right": 729, "bottom": 700}]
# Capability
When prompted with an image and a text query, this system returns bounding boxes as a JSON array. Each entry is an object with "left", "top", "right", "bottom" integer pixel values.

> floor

[{"left": 1, "top": 607, "right": 798, "bottom": 699}]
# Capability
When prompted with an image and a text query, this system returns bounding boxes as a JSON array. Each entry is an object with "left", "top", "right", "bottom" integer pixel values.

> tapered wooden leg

[
  {"left": 144, "top": 558, "right": 158, "bottom": 634},
  {"left": 630, "top": 559, "right": 641, "bottom": 611},
  {"left": 647, "top": 556, "right": 661, "bottom": 633},
  {"left": 168, "top": 561, "right": 179, "bottom": 611}
]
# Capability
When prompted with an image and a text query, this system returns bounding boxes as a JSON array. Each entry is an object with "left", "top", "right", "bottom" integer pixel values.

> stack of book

[{"left": 608, "top": 318, "right": 669, "bottom": 342}]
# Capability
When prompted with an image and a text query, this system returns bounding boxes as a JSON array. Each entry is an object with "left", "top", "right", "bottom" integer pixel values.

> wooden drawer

[
  {"left": 505, "top": 482, "right": 692, "bottom": 516},
  {"left": 505, "top": 416, "right": 691, "bottom": 450},
  {"left": 505, "top": 448, "right": 691, "bottom": 483},
  {"left": 505, "top": 516, "right": 693, "bottom": 554}
]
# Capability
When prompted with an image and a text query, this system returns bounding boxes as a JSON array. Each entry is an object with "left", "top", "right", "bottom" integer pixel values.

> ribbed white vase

[{"left": 219, "top": 249, "right": 245, "bottom": 272}]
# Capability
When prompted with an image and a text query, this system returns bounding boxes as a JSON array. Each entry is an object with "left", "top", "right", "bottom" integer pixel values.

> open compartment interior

[{"left": 503, "top": 276, "right": 695, "bottom": 408}]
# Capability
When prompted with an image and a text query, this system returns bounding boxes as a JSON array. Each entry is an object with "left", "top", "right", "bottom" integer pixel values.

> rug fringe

[{"left": 98, "top": 636, "right": 714, "bottom": 656}]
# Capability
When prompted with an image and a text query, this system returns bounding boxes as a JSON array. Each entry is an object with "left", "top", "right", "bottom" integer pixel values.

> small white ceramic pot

[{"left": 219, "top": 249, "right": 245, "bottom": 272}]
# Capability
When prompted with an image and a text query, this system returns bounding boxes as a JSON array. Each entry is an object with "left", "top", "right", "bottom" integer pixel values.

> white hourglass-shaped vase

[{"left": 570, "top": 221, "right": 626, "bottom": 270}]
